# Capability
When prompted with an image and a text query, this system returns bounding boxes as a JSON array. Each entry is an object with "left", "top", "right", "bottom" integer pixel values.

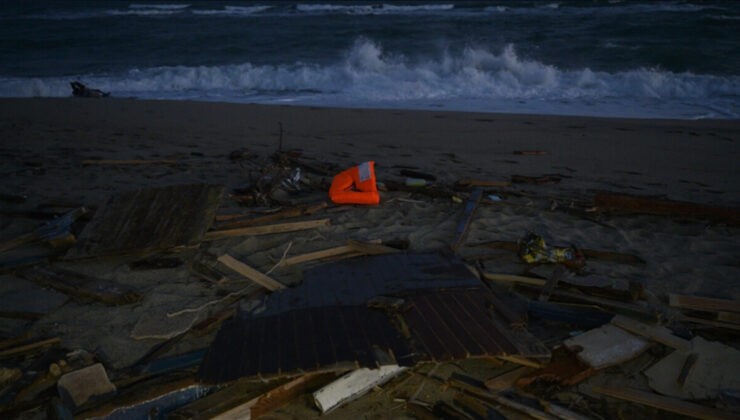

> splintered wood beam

[
  {"left": 217, "top": 255, "right": 286, "bottom": 291},
  {"left": 610, "top": 315, "right": 691, "bottom": 351},
  {"left": 592, "top": 385, "right": 736, "bottom": 420},
  {"left": 281, "top": 239, "right": 382, "bottom": 266},
  {"left": 669, "top": 294, "right": 740, "bottom": 314},
  {"left": 211, "top": 373, "right": 337, "bottom": 420},
  {"left": 215, "top": 202, "right": 327, "bottom": 230},
  {"left": 204, "top": 219, "right": 330, "bottom": 241},
  {"left": 0, "top": 338, "right": 61, "bottom": 360},
  {"left": 19, "top": 266, "right": 143, "bottom": 305}
]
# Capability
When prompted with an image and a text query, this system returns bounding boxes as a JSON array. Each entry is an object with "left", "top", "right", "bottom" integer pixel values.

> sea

[{"left": 1, "top": 0, "right": 739, "bottom": 119}]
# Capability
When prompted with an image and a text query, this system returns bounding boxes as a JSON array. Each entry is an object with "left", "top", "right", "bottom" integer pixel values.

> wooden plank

[
  {"left": 217, "top": 254, "right": 286, "bottom": 291},
  {"left": 669, "top": 294, "right": 740, "bottom": 314},
  {"left": 19, "top": 265, "right": 143, "bottom": 305},
  {"left": 496, "top": 355, "right": 544, "bottom": 369},
  {"left": 484, "top": 366, "right": 534, "bottom": 392},
  {"left": 452, "top": 189, "right": 482, "bottom": 251},
  {"left": 82, "top": 159, "right": 176, "bottom": 165},
  {"left": 168, "top": 379, "right": 291, "bottom": 420},
  {"left": 346, "top": 240, "right": 400, "bottom": 255},
  {"left": 457, "top": 180, "right": 510, "bottom": 188},
  {"left": 611, "top": 315, "right": 691, "bottom": 351},
  {"left": 0, "top": 337, "right": 60, "bottom": 359},
  {"left": 66, "top": 184, "right": 223, "bottom": 259},
  {"left": 483, "top": 273, "right": 547, "bottom": 287},
  {"left": 592, "top": 385, "right": 736, "bottom": 420},
  {"left": 282, "top": 239, "right": 382, "bottom": 266},
  {"left": 594, "top": 193, "right": 740, "bottom": 225},
  {"left": 676, "top": 314, "right": 740, "bottom": 332},
  {"left": 215, "top": 202, "right": 327, "bottom": 230},
  {"left": 204, "top": 218, "right": 330, "bottom": 241},
  {"left": 212, "top": 373, "right": 336, "bottom": 420},
  {"left": 717, "top": 312, "right": 740, "bottom": 324}
]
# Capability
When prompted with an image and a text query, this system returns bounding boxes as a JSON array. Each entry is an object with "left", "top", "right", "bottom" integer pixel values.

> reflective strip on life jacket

[{"left": 329, "top": 161, "right": 380, "bottom": 205}]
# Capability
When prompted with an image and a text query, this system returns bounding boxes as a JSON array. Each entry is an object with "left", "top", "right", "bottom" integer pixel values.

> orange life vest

[{"left": 329, "top": 161, "right": 380, "bottom": 205}]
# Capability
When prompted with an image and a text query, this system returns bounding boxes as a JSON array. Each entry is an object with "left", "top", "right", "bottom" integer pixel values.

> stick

[
  {"left": 204, "top": 219, "right": 330, "bottom": 241},
  {"left": 215, "top": 202, "right": 327, "bottom": 230},
  {"left": 281, "top": 240, "right": 382, "bottom": 266},
  {"left": 217, "top": 254, "right": 286, "bottom": 291},
  {"left": 669, "top": 294, "right": 740, "bottom": 314},
  {"left": 0, "top": 338, "right": 61, "bottom": 359}
]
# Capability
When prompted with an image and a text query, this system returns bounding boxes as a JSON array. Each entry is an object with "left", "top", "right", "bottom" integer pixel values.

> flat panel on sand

[{"left": 66, "top": 184, "right": 223, "bottom": 259}]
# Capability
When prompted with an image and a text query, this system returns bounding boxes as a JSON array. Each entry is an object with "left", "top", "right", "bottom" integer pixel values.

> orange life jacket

[{"left": 329, "top": 161, "right": 380, "bottom": 205}]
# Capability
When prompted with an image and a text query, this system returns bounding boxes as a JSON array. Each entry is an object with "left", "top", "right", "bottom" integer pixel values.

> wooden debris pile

[{"left": 0, "top": 150, "right": 738, "bottom": 419}]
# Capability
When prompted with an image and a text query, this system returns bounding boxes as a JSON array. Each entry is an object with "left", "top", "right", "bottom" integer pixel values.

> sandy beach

[{"left": 1, "top": 97, "right": 739, "bottom": 418}]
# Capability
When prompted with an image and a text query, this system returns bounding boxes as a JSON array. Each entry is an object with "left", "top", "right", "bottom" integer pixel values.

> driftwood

[
  {"left": 669, "top": 293, "right": 740, "bottom": 314},
  {"left": 214, "top": 202, "right": 327, "bottom": 230},
  {"left": 217, "top": 254, "right": 286, "bottom": 291},
  {"left": 594, "top": 193, "right": 740, "bottom": 225},
  {"left": 0, "top": 338, "right": 60, "bottom": 360},
  {"left": 204, "top": 219, "right": 330, "bottom": 241},
  {"left": 19, "top": 265, "right": 142, "bottom": 305}
]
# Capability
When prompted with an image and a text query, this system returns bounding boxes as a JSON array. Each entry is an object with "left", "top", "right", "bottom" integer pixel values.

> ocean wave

[
  {"left": 192, "top": 6, "right": 272, "bottom": 16},
  {"left": 129, "top": 4, "right": 190, "bottom": 10},
  {"left": 295, "top": 3, "right": 454, "bottom": 15},
  {"left": 2, "top": 40, "right": 738, "bottom": 117},
  {"left": 107, "top": 9, "right": 184, "bottom": 16}
]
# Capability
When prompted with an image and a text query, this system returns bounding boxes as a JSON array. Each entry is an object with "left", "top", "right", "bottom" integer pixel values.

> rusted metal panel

[
  {"left": 65, "top": 184, "right": 223, "bottom": 259},
  {"left": 199, "top": 306, "right": 411, "bottom": 383}
]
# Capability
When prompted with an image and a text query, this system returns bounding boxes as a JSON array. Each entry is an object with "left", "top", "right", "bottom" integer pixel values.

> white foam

[
  {"left": 295, "top": 3, "right": 454, "bottom": 15},
  {"left": 192, "top": 6, "right": 272, "bottom": 16},
  {"left": 2, "top": 40, "right": 738, "bottom": 119},
  {"left": 107, "top": 9, "right": 183, "bottom": 16},
  {"left": 129, "top": 4, "right": 190, "bottom": 10},
  {"left": 484, "top": 6, "right": 508, "bottom": 13}
]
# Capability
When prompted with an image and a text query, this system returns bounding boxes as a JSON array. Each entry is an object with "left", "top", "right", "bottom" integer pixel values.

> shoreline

[{"left": 2, "top": 97, "right": 738, "bottom": 208}]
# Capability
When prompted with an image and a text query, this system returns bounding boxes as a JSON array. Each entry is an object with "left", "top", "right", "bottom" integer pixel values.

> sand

[{"left": 0, "top": 98, "right": 739, "bottom": 417}]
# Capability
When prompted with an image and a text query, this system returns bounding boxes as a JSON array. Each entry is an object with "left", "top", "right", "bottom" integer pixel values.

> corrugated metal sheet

[{"left": 199, "top": 253, "right": 548, "bottom": 383}]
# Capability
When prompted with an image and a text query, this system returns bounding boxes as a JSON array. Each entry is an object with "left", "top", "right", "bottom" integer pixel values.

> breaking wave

[
  {"left": 2, "top": 39, "right": 738, "bottom": 118},
  {"left": 128, "top": 4, "right": 190, "bottom": 10},
  {"left": 295, "top": 3, "right": 454, "bottom": 14},
  {"left": 191, "top": 6, "right": 273, "bottom": 16}
]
